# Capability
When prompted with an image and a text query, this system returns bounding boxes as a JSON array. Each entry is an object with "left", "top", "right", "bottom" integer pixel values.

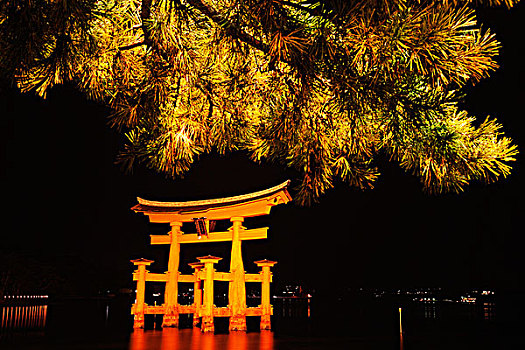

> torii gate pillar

[
  {"left": 188, "top": 262, "right": 204, "bottom": 327},
  {"left": 131, "top": 258, "right": 154, "bottom": 329},
  {"left": 199, "top": 255, "right": 222, "bottom": 333},
  {"left": 163, "top": 221, "right": 182, "bottom": 327},
  {"left": 255, "top": 260, "right": 277, "bottom": 330},
  {"left": 229, "top": 217, "right": 247, "bottom": 331}
]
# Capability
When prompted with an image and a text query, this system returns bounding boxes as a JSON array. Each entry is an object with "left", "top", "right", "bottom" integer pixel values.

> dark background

[{"left": 1, "top": 4, "right": 523, "bottom": 300}]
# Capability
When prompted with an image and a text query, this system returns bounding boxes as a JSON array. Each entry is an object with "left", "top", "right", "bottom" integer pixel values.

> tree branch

[
  {"left": 276, "top": 0, "right": 328, "bottom": 19},
  {"left": 141, "top": 0, "right": 153, "bottom": 46},
  {"left": 185, "top": 0, "right": 269, "bottom": 53},
  {"left": 119, "top": 40, "right": 146, "bottom": 51},
  {"left": 139, "top": 0, "right": 172, "bottom": 62}
]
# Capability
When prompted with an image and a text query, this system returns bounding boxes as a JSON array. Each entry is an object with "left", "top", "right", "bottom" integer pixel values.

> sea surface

[{"left": 0, "top": 294, "right": 519, "bottom": 349}]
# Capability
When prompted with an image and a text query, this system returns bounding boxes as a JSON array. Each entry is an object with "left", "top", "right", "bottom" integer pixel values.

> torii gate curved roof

[{"left": 132, "top": 180, "right": 292, "bottom": 223}]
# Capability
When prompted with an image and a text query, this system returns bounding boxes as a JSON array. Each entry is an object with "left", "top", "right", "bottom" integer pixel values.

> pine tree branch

[
  {"left": 276, "top": 0, "right": 329, "bottom": 19},
  {"left": 141, "top": 0, "right": 153, "bottom": 46},
  {"left": 139, "top": 0, "right": 170, "bottom": 61},
  {"left": 184, "top": 0, "right": 315, "bottom": 75},
  {"left": 119, "top": 40, "right": 146, "bottom": 51},
  {"left": 185, "top": 0, "right": 269, "bottom": 53}
]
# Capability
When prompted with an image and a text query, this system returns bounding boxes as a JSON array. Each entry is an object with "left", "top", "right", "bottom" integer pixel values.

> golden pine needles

[{"left": 0, "top": 0, "right": 520, "bottom": 204}]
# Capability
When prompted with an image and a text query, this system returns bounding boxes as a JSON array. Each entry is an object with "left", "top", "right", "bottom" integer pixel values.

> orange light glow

[
  {"left": 129, "top": 329, "right": 275, "bottom": 350},
  {"left": 0, "top": 304, "right": 47, "bottom": 331}
]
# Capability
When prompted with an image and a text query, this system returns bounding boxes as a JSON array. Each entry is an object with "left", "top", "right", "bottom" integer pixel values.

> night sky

[{"left": 1, "top": 4, "right": 524, "bottom": 297}]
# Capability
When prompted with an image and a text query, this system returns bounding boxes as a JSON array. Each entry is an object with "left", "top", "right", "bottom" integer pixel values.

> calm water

[{"left": 0, "top": 296, "right": 516, "bottom": 349}]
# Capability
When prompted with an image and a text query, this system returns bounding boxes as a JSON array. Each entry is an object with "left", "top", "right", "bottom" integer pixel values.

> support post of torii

[
  {"left": 255, "top": 260, "right": 277, "bottom": 330},
  {"left": 131, "top": 258, "right": 154, "bottom": 329},
  {"left": 163, "top": 221, "right": 182, "bottom": 327},
  {"left": 188, "top": 262, "right": 204, "bottom": 327},
  {"left": 198, "top": 255, "right": 222, "bottom": 333},
  {"left": 229, "top": 216, "right": 247, "bottom": 331}
]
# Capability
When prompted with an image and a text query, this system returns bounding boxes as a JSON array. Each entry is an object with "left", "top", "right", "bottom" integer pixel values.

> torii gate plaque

[{"left": 130, "top": 180, "right": 291, "bottom": 332}]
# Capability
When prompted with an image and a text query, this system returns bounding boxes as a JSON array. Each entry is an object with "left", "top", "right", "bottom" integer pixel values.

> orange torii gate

[{"left": 130, "top": 181, "right": 291, "bottom": 332}]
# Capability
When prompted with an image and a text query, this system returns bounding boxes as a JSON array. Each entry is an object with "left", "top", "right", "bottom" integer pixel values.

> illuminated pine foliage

[{"left": 0, "top": 0, "right": 519, "bottom": 204}]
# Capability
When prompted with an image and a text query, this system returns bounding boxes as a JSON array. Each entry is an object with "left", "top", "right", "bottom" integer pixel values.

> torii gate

[{"left": 130, "top": 180, "right": 291, "bottom": 332}]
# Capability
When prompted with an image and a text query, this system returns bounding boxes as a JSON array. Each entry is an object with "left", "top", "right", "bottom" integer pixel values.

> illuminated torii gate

[{"left": 130, "top": 181, "right": 291, "bottom": 331}]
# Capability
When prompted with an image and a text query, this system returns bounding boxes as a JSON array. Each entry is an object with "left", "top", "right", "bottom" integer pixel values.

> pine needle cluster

[{"left": 0, "top": 0, "right": 519, "bottom": 204}]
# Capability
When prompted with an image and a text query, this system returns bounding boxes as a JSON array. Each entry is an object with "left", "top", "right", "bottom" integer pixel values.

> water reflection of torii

[
  {"left": 129, "top": 328, "right": 275, "bottom": 350},
  {"left": 130, "top": 181, "right": 292, "bottom": 332}
]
